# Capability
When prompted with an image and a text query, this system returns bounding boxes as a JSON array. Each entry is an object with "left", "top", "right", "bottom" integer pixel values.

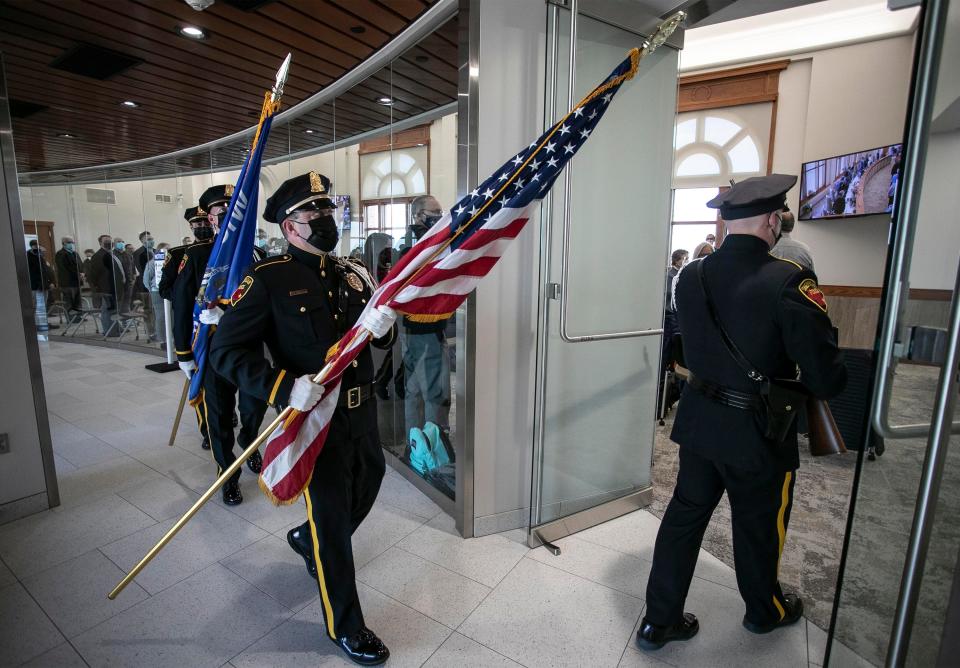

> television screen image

[{"left": 798, "top": 143, "right": 902, "bottom": 220}]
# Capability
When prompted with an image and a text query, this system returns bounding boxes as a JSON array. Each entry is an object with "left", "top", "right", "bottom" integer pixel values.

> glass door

[{"left": 529, "top": 3, "right": 679, "bottom": 545}]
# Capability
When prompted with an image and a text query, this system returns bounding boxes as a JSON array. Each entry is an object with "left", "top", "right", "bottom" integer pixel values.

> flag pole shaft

[
  {"left": 167, "top": 379, "right": 190, "bottom": 447},
  {"left": 109, "top": 406, "right": 292, "bottom": 600},
  {"left": 107, "top": 331, "right": 360, "bottom": 600}
]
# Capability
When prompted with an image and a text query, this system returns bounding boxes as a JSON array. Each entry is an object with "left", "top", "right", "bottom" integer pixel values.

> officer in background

[
  {"left": 174, "top": 185, "right": 267, "bottom": 506},
  {"left": 160, "top": 206, "right": 211, "bottom": 450},
  {"left": 637, "top": 174, "right": 847, "bottom": 651},
  {"left": 209, "top": 171, "right": 395, "bottom": 665}
]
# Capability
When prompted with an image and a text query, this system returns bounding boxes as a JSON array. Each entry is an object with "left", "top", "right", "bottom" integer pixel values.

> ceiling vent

[
  {"left": 155, "top": 193, "right": 173, "bottom": 203},
  {"left": 86, "top": 187, "right": 116, "bottom": 205},
  {"left": 51, "top": 44, "right": 143, "bottom": 80},
  {"left": 8, "top": 99, "right": 47, "bottom": 119}
]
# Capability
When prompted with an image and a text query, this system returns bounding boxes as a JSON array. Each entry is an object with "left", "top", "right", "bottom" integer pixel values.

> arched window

[
  {"left": 358, "top": 144, "right": 429, "bottom": 250},
  {"left": 672, "top": 104, "right": 770, "bottom": 188}
]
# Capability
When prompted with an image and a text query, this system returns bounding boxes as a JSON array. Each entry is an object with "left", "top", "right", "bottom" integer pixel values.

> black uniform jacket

[
  {"left": 209, "top": 245, "right": 396, "bottom": 431},
  {"left": 171, "top": 242, "right": 267, "bottom": 362},
  {"left": 171, "top": 240, "right": 214, "bottom": 361},
  {"left": 671, "top": 234, "right": 847, "bottom": 472},
  {"left": 158, "top": 244, "right": 188, "bottom": 301}
]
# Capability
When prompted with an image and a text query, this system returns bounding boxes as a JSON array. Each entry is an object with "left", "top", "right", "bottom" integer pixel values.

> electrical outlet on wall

[{"left": 0, "top": 433, "right": 9, "bottom": 454}]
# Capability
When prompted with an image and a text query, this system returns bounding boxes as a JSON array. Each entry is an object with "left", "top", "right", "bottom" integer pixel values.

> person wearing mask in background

[
  {"left": 92, "top": 235, "right": 124, "bottom": 336},
  {"left": 256, "top": 227, "right": 269, "bottom": 251},
  {"left": 209, "top": 171, "right": 396, "bottom": 665},
  {"left": 637, "top": 175, "right": 846, "bottom": 652},
  {"left": 692, "top": 241, "right": 714, "bottom": 259},
  {"left": 705, "top": 233, "right": 716, "bottom": 248},
  {"left": 142, "top": 241, "right": 169, "bottom": 345},
  {"left": 82, "top": 248, "right": 95, "bottom": 288},
  {"left": 55, "top": 236, "right": 82, "bottom": 322},
  {"left": 770, "top": 211, "right": 814, "bottom": 272},
  {"left": 134, "top": 231, "right": 156, "bottom": 334},
  {"left": 26, "top": 241, "right": 57, "bottom": 333},
  {"left": 113, "top": 238, "right": 137, "bottom": 313},
  {"left": 657, "top": 249, "right": 688, "bottom": 419},
  {"left": 174, "top": 185, "right": 267, "bottom": 504}
]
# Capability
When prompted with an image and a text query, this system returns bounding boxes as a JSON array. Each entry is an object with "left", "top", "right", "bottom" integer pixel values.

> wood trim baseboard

[{"left": 821, "top": 285, "right": 952, "bottom": 301}]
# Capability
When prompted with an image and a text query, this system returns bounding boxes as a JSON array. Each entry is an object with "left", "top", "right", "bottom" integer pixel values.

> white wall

[
  {"left": 909, "top": 129, "right": 960, "bottom": 290},
  {"left": 769, "top": 35, "right": 915, "bottom": 286}
]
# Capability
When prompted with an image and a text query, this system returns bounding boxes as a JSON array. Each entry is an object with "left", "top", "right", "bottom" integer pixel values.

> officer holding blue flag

[{"left": 173, "top": 185, "right": 267, "bottom": 505}]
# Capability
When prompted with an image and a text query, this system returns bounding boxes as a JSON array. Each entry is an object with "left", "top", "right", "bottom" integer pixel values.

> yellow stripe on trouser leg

[
  {"left": 305, "top": 488, "right": 337, "bottom": 640},
  {"left": 773, "top": 471, "right": 793, "bottom": 620}
]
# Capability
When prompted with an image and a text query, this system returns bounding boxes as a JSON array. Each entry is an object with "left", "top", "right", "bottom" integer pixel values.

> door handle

[
  {"left": 869, "top": 0, "right": 958, "bottom": 441},
  {"left": 556, "top": 0, "right": 663, "bottom": 344}
]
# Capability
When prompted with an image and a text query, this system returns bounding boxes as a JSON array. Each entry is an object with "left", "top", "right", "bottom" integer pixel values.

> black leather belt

[
  {"left": 688, "top": 373, "right": 764, "bottom": 412},
  {"left": 337, "top": 383, "right": 374, "bottom": 409}
]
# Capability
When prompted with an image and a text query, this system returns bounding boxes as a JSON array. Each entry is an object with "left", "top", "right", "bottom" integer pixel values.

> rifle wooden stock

[{"left": 807, "top": 397, "right": 846, "bottom": 456}]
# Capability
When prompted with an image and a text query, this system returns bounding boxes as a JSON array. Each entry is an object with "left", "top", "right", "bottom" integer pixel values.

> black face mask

[
  {"left": 297, "top": 214, "right": 339, "bottom": 253},
  {"left": 215, "top": 211, "right": 226, "bottom": 227},
  {"left": 194, "top": 226, "right": 215, "bottom": 241}
]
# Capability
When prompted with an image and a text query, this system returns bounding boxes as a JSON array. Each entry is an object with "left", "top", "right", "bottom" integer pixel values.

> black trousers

[
  {"left": 645, "top": 447, "right": 796, "bottom": 627},
  {"left": 300, "top": 410, "right": 385, "bottom": 639},
  {"left": 61, "top": 287, "right": 82, "bottom": 315},
  {"left": 202, "top": 368, "right": 267, "bottom": 483}
]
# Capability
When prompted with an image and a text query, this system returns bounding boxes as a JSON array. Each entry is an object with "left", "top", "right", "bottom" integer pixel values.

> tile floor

[{"left": 1, "top": 342, "right": 861, "bottom": 667}]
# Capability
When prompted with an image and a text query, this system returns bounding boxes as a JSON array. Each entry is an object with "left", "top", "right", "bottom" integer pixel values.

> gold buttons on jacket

[
  {"left": 299, "top": 306, "right": 306, "bottom": 313},
  {"left": 352, "top": 360, "right": 358, "bottom": 368},
  {"left": 321, "top": 270, "right": 326, "bottom": 278},
  {"left": 328, "top": 291, "right": 333, "bottom": 297}
]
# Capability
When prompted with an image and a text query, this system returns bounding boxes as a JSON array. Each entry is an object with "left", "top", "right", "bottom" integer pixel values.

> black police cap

[
  {"left": 198, "top": 184, "right": 235, "bottom": 214},
  {"left": 706, "top": 174, "right": 797, "bottom": 220},
  {"left": 263, "top": 171, "right": 334, "bottom": 225},
  {"left": 183, "top": 206, "right": 206, "bottom": 224}
]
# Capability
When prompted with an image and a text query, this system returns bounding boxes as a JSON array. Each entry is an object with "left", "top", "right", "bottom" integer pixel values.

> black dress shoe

[
  {"left": 286, "top": 526, "right": 317, "bottom": 578},
  {"left": 246, "top": 449, "right": 262, "bottom": 474},
  {"left": 222, "top": 479, "right": 243, "bottom": 506},
  {"left": 743, "top": 594, "right": 803, "bottom": 634},
  {"left": 333, "top": 628, "right": 390, "bottom": 666},
  {"left": 201, "top": 437, "right": 210, "bottom": 450},
  {"left": 636, "top": 613, "right": 699, "bottom": 651}
]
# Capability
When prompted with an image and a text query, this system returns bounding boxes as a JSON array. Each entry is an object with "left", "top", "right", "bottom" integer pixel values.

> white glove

[
  {"left": 199, "top": 306, "right": 223, "bottom": 325},
  {"left": 179, "top": 360, "right": 197, "bottom": 379},
  {"left": 359, "top": 305, "right": 397, "bottom": 338},
  {"left": 289, "top": 375, "right": 324, "bottom": 412}
]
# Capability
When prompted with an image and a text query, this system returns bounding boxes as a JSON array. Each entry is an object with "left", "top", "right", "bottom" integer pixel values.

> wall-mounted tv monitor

[{"left": 798, "top": 142, "right": 903, "bottom": 220}]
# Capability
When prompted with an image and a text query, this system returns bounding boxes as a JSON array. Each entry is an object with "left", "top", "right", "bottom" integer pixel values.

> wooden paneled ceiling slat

[{"left": 0, "top": 0, "right": 454, "bottom": 174}]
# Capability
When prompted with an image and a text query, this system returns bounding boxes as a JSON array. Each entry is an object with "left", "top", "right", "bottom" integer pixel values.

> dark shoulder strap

[{"left": 695, "top": 257, "right": 766, "bottom": 383}]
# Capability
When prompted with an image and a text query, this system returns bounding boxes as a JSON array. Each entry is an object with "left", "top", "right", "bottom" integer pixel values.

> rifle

[{"left": 807, "top": 397, "right": 846, "bottom": 456}]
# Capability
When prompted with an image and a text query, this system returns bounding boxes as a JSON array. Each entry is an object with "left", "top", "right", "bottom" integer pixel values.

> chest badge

[
  {"left": 345, "top": 272, "right": 364, "bottom": 292},
  {"left": 798, "top": 278, "right": 827, "bottom": 313}
]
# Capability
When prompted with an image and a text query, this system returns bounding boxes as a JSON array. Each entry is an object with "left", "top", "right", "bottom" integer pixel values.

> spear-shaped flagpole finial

[{"left": 272, "top": 53, "right": 292, "bottom": 104}]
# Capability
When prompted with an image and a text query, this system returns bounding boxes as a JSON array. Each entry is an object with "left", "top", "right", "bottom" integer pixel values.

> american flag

[{"left": 259, "top": 48, "right": 643, "bottom": 504}]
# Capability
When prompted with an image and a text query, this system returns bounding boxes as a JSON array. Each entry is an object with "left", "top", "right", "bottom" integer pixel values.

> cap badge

[
  {"left": 225, "top": 184, "right": 235, "bottom": 197},
  {"left": 309, "top": 171, "right": 326, "bottom": 194}
]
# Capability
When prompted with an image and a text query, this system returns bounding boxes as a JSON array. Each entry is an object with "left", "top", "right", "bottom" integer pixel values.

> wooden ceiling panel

[{"left": 0, "top": 0, "right": 454, "bottom": 175}]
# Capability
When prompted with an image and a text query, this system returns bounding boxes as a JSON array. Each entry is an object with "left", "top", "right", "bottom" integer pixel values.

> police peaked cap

[
  {"left": 263, "top": 171, "right": 334, "bottom": 224},
  {"left": 198, "top": 184, "right": 235, "bottom": 213},
  {"left": 706, "top": 174, "right": 797, "bottom": 220},
  {"left": 183, "top": 206, "right": 206, "bottom": 224}
]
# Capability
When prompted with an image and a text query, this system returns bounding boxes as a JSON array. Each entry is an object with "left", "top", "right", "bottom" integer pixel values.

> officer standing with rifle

[
  {"left": 173, "top": 185, "right": 267, "bottom": 505},
  {"left": 209, "top": 172, "right": 395, "bottom": 665},
  {"left": 637, "top": 175, "right": 847, "bottom": 651}
]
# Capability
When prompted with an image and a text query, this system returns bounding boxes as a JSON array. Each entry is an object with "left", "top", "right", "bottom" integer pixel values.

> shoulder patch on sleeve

[
  {"left": 798, "top": 277, "right": 827, "bottom": 313},
  {"left": 178, "top": 255, "right": 188, "bottom": 273},
  {"left": 230, "top": 275, "right": 255, "bottom": 306}
]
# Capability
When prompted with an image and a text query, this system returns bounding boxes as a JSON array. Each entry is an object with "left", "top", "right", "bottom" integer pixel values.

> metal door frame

[{"left": 527, "top": 0, "right": 683, "bottom": 551}]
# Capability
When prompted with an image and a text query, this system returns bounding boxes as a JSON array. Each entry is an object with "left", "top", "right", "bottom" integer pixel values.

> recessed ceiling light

[
  {"left": 376, "top": 96, "right": 393, "bottom": 106},
  {"left": 350, "top": 25, "right": 366, "bottom": 34},
  {"left": 179, "top": 25, "right": 207, "bottom": 39},
  {"left": 56, "top": 132, "right": 76, "bottom": 138},
  {"left": 304, "top": 128, "right": 315, "bottom": 134},
  {"left": 121, "top": 100, "right": 140, "bottom": 108}
]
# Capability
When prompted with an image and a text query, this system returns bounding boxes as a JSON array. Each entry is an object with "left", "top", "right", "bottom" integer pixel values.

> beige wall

[{"left": 769, "top": 35, "right": 915, "bottom": 287}]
